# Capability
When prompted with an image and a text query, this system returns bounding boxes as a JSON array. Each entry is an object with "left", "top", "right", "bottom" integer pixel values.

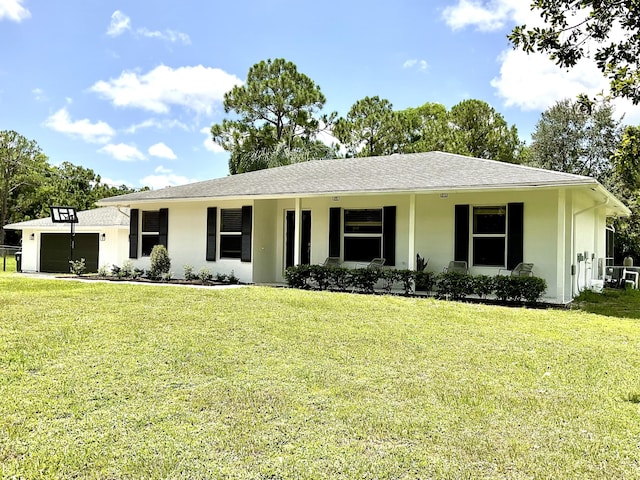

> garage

[{"left": 40, "top": 233, "right": 99, "bottom": 273}]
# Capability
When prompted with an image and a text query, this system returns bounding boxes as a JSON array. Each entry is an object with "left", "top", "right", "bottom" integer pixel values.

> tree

[
  {"left": 397, "top": 102, "right": 461, "bottom": 154},
  {"left": 0, "top": 130, "right": 48, "bottom": 244},
  {"left": 611, "top": 125, "right": 640, "bottom": 262},
  {"left": 509, "top": 1, "right": 640, "bottom": 104},
  {"left": 527, "top": 98, "right": 622, "bottom": 189},
  {"left": 211, "top": 58, "right": 334, "bottom": 174},
  {"left": 334, "top": 96, "right": 400, "bottom": 157},
  {"left": 449, "top": 99, "right": 525, "bottom": 163}
]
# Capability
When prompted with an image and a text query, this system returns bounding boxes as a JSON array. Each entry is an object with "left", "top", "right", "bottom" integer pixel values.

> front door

[{"left": 285, "top": 210, "right": 311, "bottom": 269}]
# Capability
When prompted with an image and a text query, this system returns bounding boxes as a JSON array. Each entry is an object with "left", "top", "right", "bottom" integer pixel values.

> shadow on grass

[{"left": 573, "top": 288, "right": 640, "bottom": 320}]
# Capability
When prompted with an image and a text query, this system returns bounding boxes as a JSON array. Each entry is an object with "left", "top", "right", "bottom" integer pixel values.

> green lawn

[{"left": 1, "top": 274, "right": 639, "bottom": 479}]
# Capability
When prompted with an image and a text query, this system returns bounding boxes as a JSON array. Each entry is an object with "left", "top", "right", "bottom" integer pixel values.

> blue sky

[{"left": 2, "top": 0, "right": 639, "bottom": 189}]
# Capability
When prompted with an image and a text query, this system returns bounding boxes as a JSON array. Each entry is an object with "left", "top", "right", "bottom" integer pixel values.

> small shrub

[
  {"left": 520, "top": 276, "right": 547, "bottom": 303},
  {"left": 381, "top": 269, "right": 401, "bottom": 294},
  {"left": 198, "top": 267, "right": 213, "bottom": 284},
  {"left": 472, "top": 275, "right": 495, "bottom": 299},
  {"left": 310, "top": 264, "right": 331, "bottom": 290},
  {"left": 394, "top": 269, "right": 415, "bottom": 295},
  {"left": 148, "top": 245, "right": 171, "bottom": 280},
  {"left": 121, "top": 261, "right": 134, "bottom": 278},
  {"left": 111, "top": 264, "right": 122, "bottom": 278},
  {"left": 69, "top": 258, "right": 86, "bottom": 276},
  {"left": 493, "top": 275, "right": 516, "bottom": 302},
  {"left": 436, "top": 272, "right": 472, "bottom": 300},
  {"left": 285, "top": 265, "right": 311, "bottom": 289},
  {"left": 98, "top": 264, "right": 110, "bottom": 277},
  {"left": 214, "top": 272, "right": 228, "bottom": 283},
  {"left": 184, "top": 265, "right": 197, "bottom": 281},
  {"left": 227, "top": 271, "right": 239, "bottom": 284},
  {"left": 131, "top": 268, "right": 145, "bottom": 280},
  {"left": 350, "top": 268, "right": 381, "bottom": 294},
  {"left": 161, "top": 271, "right": 174, "bottom": 282},
  {"left": 328, "top": 267, "right": 351, "bottom": 291},
  {"left": 415, "top": 271, "right": 435, "bottom": 292}
]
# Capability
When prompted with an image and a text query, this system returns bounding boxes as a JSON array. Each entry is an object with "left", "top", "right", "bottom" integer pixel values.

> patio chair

[
  {"left": 622, "top": 268, "right": 639, "bottom": 289},
  {"left": 356, "top": 257, "right": 386, "bottom": 270},
  {"left": 322, "top": 257, "right": 342, "bottom": 267},
  {"left": 498, "top": 262, "right": 534, "bottom": 277},
  {"left": 444, "top": 260, "right": 468, "bottom": 274}
]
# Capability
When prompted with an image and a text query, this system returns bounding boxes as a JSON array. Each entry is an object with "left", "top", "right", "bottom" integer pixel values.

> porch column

[
  {"left": 408, "top": 194, "right": 416, "bottom": 270},
  {"left": 294, "top": 197, "right": 302, "bottom": 265}
]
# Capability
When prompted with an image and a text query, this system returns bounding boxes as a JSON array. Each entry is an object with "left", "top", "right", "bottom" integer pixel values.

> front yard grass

[{"left": 1, "top": 275, "right": 639, "bottom": 479}]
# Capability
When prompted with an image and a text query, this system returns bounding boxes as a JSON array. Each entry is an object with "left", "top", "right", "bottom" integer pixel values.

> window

[
  {"left": 141, "top": 210, "right": 160, "bottom": 256},
  {"left": 472, "top": 206, "right": 506, "bottom": 266},
  {"left": 343, "top": 209, "right": 383, "bottom": 262},
  {"left": 220, "top": 209, "right": 242, "bottom": 258}
]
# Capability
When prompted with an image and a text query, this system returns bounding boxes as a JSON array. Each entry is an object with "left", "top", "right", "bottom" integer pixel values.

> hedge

[{"left": 284, "top": 265, "right": 547, "bottom": 304}]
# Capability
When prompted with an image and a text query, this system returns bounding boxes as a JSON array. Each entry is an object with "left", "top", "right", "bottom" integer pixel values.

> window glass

[
  {"left": 344, "top": 209, "right": 382, "bottom": 234},
  {"left": 141, "top": 234, "right": 160, "bottom": 257},
  {"left": 221, "top": 209, "right": 242, "bottom": 232},
  {"left": 473, "top": 206, "right": 505, "bottom": 234},
  {"left": 142, "top": 211, "right": 160, "bottom": 232},
  {"left": 344, "top": 237, "right": 382, "bottom": 262},
  {"left": 473, "top": 237, "right": 505, "bottom": 266},
  {"left": 220, "top": 209, "right": 243, "bottom": 259}
]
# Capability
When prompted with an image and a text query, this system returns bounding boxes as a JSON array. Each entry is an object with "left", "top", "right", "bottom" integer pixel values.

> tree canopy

[
  {"left": 210, "top": 58, "right": 335, "bottom": 174},
  {"left": 509, "top": 1, "right": 640, "bottom": 104},
  {"left": 527, "top": 98, "right": 622, "bottom": 188}
]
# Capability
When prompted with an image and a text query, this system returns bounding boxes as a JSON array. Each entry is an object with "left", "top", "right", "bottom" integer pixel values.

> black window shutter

[
  {"left": 507, "top": 202, "right": 524, "bottom": 270},
  {"left": 129, "top": 209, "right": 139, "bottom": 259},
  {"left": 329, "top": 207, "right": 341, "bottom": 258},
  {"left": 158, "top": 208, "right": 169, "bottom": 249},
  {"left": 241, "top": 206, "right": 252, "bottom": 262},
  {"left": 454, "top": 205, "right": 469, "bottom": 263},
  {"left": 206, "top": 207, "right": 217, "bottom": 261},
  {"left": 383, "top": 206, "right": 396, "bottom": 266}
]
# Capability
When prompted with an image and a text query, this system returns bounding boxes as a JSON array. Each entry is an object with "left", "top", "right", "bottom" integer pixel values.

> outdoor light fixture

[
  {"left": 29, "top": 233, "right": 35, "bottom": 240},
  {"left": 49, "top": 206, "right": 79, "bottom": 272},
  {"left": 101, "top": 233, "right": 106, "bottom": 241}
]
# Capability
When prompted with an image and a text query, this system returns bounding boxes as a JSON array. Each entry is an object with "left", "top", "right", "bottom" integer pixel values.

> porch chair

[
  {"left": 322, "top": 257, "right": 342, "bottom": 267},
  {"left": 498, "top": 262, "right": 534, "bottom": 277},
  {"left": 356, "top": 257, "right": 386, "bottom": 270},
  {"left": 444, "top": 261, "right": 468, "bottom": 274},
  {"left": 622, "top": 268, "right": 639, "bottom": 289}
]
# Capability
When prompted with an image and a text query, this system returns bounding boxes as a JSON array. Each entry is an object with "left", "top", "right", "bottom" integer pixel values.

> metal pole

[{"left": 70, "top": 221, "right": 75, "bottom": 271}]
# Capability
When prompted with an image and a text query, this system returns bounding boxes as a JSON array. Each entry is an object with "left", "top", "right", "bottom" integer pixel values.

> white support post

[
  {"left": 408, "top": 194, "right": 416, "bottom": 270},
  {"left": 294, "top": 198, "right": 302, "bottom": 266}
]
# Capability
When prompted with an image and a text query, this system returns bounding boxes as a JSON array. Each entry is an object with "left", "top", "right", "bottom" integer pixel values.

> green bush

[
  {"left": 310, "top": 264, "right": 332, "bottom": 290},
  {"left": 69, "top": 258, "right": 86, "bottom": 276},
  {"left": 395, "top": 269, "right": 415, "bottom": 295},
  {"left": 350, "top": 268, "right": 381, "bottom": 294},
  {"left": 435, "top": 272, "right": 472, "bottom": 300},
  {"left": 328, "top": 267, "right": 351, "bottom": 291},
  {"left": 285, "top": 265, "right": 312, "bottom": 289},
  {"left": 198, "top": 267, "right": 213, "bottom": 284},
  {"left": 415, "top": 271, "right": 435, "bottom": 292},
  {"left": 184, "top": 265, "right": 197, "bottom": 281},
  {"left": 472, "top": 275, "right": 495, "bottom": 299},
  {"left": 381, "top": 269, "right": 401, "bottom": 294},
  {"left": 148, "top": 245, "right": 171, "bottom": 280},
  {"left": 520, "top": 276, "right": 547, "bottom": 303}
]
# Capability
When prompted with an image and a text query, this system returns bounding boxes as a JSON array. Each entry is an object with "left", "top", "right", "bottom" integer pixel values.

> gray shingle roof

[
  {"left": 3, "top": 207, "right": 130, "bottom": 230},
  {"left": 98, "top": 152, "right": 598, "bottom": 205}
]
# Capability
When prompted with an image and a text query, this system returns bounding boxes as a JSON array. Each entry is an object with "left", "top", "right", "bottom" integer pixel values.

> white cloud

[
  {"left": 100, "top": 177, "right": 135, "bottom": 188},
  {"left": 90, "top": 64, "right": 243, "bottom": 115},
  {"left": 137, "top": 27, "right": 191, "bottom": 45},
  {"left": 106, "top": 10, "right": 190, "bottom": 44},
  {"left": 32, "top": 88, "right": 46, "bottom": 101},
  {"left": 200, "top": 127, "right": 225, "bottom": 153},
  {"left": 125, "top": 118, "right": 190, "bottom": 134},
  {"left": 403, "top": 59, "right": 428, "bottom": 72},
  {"left": 442, "top": 0, "right": 532, "bottom": 32},
  {"left": 98, "top": 143, "right": 146, "bottom": 162},
  {"left": 107, "top": 10, "right": 131, "bottom": 37},
  {"left": 148, "top": 142, "right": 177, "bottom": 160},
  {"left": 0, "top": 0, "right": 30, "bottom": 22},
  {"left": 140, "top": 166, "right": 196, "bottom": 189},
  {"left": 44, "top": 108, "right": 115, "bottom": 144}
]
